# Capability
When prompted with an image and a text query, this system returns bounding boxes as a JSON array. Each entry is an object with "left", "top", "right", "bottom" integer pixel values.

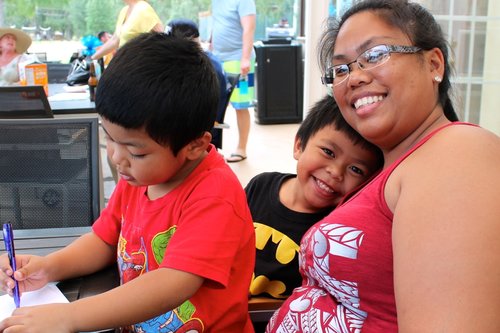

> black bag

[{"left": 66, "top": 57, "right": 90, "bottom": 86}]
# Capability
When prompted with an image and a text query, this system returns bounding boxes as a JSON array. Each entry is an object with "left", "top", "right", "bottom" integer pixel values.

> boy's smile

[{"left": 285, "top": 124, "right": 380, "bottom": 212}]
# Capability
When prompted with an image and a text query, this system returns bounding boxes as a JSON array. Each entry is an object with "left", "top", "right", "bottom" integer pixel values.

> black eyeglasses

[{"left": 321, "top": 44, "right": 422, "bottom": 87}]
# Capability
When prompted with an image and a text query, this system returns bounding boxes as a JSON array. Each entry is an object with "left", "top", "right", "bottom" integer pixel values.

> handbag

[{"left": 66, "top": 56, "right": 90, "bottom": 86}]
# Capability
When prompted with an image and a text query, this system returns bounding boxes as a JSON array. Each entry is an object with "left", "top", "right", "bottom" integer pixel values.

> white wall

[
  {"left": 303, "top": 0, "right": 330, "bottom": 117},
  {"left": 479, "top": 0, "right": 500, "bottom": 135}
]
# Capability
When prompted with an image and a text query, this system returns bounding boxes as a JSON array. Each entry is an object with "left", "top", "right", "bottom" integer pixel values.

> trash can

[{"left": 253, "top": 41, "right": 303, "bottom": 124}]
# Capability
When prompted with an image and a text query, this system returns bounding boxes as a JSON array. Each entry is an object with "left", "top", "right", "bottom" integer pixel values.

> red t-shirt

[{"left": 93, "top": 146, "right": 255, "bottom": 332}]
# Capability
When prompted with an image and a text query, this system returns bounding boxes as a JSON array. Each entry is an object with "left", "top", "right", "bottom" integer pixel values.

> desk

[
  {"left": 0, "top": 227, "right": 279, "bottom": 329},
  {"left": 48, "top": 83, "right": 96, "bottom": 115},
  {"left": 0, "top": 226, "right": 103, "bottom": 300},
  {"left": 0, "top": 226, "right": 118, "bottom": 333}
]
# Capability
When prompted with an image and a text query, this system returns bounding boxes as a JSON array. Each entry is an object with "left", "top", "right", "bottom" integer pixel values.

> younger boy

[
  {"left": 247, "top": 95, "right": 383, "bottom": 300},
  {"left": 0, "top": 33, "right": 255, "bottom": 332}
]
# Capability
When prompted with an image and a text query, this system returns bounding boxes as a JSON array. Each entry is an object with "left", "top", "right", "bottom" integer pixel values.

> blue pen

[{"left": 3, "top": 223, "right": 20, "bottom": 308}]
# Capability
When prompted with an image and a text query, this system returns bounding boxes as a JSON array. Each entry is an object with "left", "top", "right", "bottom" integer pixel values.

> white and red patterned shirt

[{"left": 267, "top": 123, "right": 474, "bottom": 333}]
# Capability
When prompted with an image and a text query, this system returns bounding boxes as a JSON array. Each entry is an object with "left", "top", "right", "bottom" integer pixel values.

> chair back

[
  {"left": 0, "top": 116, "right": 101, "bottom": 229},
  {"left": 47, "top": 63, "right": 72, "bottom": 83},
  {"left": 211, "top": 73, "right": 240, "bottom": 149},
  {"left": 220, "top": 73, "right": 240, "bottom": 122}
]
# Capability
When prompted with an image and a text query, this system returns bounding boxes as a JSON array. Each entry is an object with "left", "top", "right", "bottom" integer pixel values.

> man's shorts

[{"left": 223, "top": 60, "right": 255, "bottom": 110}]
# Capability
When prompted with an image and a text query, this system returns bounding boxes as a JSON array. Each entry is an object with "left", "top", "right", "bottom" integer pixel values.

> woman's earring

[{"left": 434, "top": 75, "right": 442, "bottom": 83}]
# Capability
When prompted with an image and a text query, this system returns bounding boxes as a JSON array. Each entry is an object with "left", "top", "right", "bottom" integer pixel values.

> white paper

[
  {"left": 48, "top": 92, "right": 89, "bottom": 101},
  {"left": 0, "top": 283, "right": 69, "bottom": 320}
]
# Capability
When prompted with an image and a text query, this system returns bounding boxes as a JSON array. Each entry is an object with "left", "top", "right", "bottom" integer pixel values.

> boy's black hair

[
  {"left": 296, "top": 95, "right": 383, "bottom": 166},
  {"left": 96, "top": 32, "right": 219, "bottom": 155},
  {"left": 97, "top": 31, "right": 108, "bottom": 41},
  {"left": 165, "top": 19, "right": 200, "bottom": 39}
]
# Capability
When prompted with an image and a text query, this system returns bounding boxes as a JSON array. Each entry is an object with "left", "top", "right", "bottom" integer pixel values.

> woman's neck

[
  {"left": 0, "top": 50, "right": 18, "bottom": 66},
  {"left": 383, "top": 111, "right": 450, "bottom": 167}
]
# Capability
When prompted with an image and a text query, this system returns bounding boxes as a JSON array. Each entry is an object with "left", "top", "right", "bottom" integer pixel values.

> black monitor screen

[{"left": 0, "top": 86, "right": 53, "bottom": 118}]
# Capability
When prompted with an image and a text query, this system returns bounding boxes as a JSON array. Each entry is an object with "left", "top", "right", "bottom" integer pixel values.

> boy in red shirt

[{"left": 0, "top": 33, "right": 255, "bottom": 332}]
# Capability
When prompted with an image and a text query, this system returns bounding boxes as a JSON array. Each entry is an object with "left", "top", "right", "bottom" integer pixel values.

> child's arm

[
  {"left": 43, "top": 232, "right": 117, "bottom": 281},
  {"left": 0, "top": 267, "right": 204, "bottom": 332},
  {"left": 0, "top": 232, "right": 115, "bottom": 297},
  {"left": 71, "top": 268, "right": 204, "bottom": 331}
]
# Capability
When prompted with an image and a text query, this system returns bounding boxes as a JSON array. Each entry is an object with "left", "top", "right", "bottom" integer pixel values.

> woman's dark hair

[{"left": 318, "top": 0, "right": 458, "bottom": 121}]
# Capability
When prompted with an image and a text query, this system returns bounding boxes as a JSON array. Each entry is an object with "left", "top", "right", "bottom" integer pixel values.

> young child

[
  {"left": 0, "top": 33, "right": 255, "bottom": 332},
  {"left": 247, "top": 95, "right": 383, "bottom": 300}
]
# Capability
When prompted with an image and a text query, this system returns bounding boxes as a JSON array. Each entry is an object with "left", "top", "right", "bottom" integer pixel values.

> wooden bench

[{"left": 248, "top": 296, "right": 284, "bottom": 323}]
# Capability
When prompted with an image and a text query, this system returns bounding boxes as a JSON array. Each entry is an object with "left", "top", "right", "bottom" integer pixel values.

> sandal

[{"left": 226, "top": 153, "right": 247, "bottom": 163}]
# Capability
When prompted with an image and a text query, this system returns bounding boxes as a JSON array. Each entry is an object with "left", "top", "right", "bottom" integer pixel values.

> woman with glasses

[{"left": 266, "top": 0, "right": 500, "bottom": 332}]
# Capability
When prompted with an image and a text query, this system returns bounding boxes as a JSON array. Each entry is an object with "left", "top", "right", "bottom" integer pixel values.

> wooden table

[{"left": 248, "top": 296, "right": 283, "bottom": 323}]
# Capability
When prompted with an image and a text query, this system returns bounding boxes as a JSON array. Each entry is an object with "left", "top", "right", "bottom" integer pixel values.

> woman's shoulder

[
  {"left": 418, "top": 122, "right": 500, "bottom": 159},
  {"left": 386, "top": 122, "right": 500, "bottom": 210},
  {"left": 136, "top": 0, "right": 154, "bottom": 10},
  {"left": 415, "top": 123, "right": 500, "bottom": 159},
  {"left": 443, "top": 122, "right": 498, "bottom": 139},
  {"left": 397, "top": 122, "right": 499, "bottom": 191}
]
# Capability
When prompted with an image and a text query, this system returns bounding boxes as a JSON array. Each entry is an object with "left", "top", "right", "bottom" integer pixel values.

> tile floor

[
  {"left": 219, "top": 106, "right": 300, "bottom": 187},
  {"left": 100, "top": 106, "right": 301, "bottom": 204}
]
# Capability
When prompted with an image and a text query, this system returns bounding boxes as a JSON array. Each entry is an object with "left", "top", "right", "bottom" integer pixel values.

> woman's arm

[
  {"left": 152, "top": 22, "right": 164, "bottom": 32},
  {"left": 92, "top": 34, "right": 119, "bottom": 61},
  {"left": 391, "top": 126, "right": 500, "bottom": 332}
]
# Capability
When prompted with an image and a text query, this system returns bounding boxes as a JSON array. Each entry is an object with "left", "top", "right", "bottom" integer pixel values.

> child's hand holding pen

[
  {"left": 2, "top": 223, "right": 20, "bottom": 307},
  {"left": 0, "top": 250, "right": 49, "bottom": 302}
]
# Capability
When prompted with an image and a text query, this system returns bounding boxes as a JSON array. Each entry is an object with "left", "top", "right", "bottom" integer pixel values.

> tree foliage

[
  {"left": 67, "top": 0, "right": 87, "bottom": 37},
  {"left": 1, "top": 0, "right": 298, "bottom": 40},
  {"left": 85, "top": 0, "right": 120, "bottom": 36},
  {"left": 150, "top": 0, "right": 211, "bottom": 23}
]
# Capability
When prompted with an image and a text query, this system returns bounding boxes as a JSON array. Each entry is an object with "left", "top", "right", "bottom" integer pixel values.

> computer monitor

[{"left": 0, "top": 85, "right": 54, "bottom": 118}]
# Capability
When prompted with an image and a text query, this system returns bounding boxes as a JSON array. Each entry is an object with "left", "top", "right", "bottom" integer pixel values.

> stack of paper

[{"left": 0, "top": 283, "right": 69, "bottom": 320}]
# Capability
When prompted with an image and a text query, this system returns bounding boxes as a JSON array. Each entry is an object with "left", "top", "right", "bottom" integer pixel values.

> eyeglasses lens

[
  {"left": 322, "top": 44, "right": 421, "bottom": 88},
  {"left": 324, "top": 45, "right": 391, "bottom": 87}
]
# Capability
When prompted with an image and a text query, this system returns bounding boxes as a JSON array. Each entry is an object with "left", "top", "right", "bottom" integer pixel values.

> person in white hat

[{"left": 0, "top": 27, "right": 32, "bottom": 86}]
